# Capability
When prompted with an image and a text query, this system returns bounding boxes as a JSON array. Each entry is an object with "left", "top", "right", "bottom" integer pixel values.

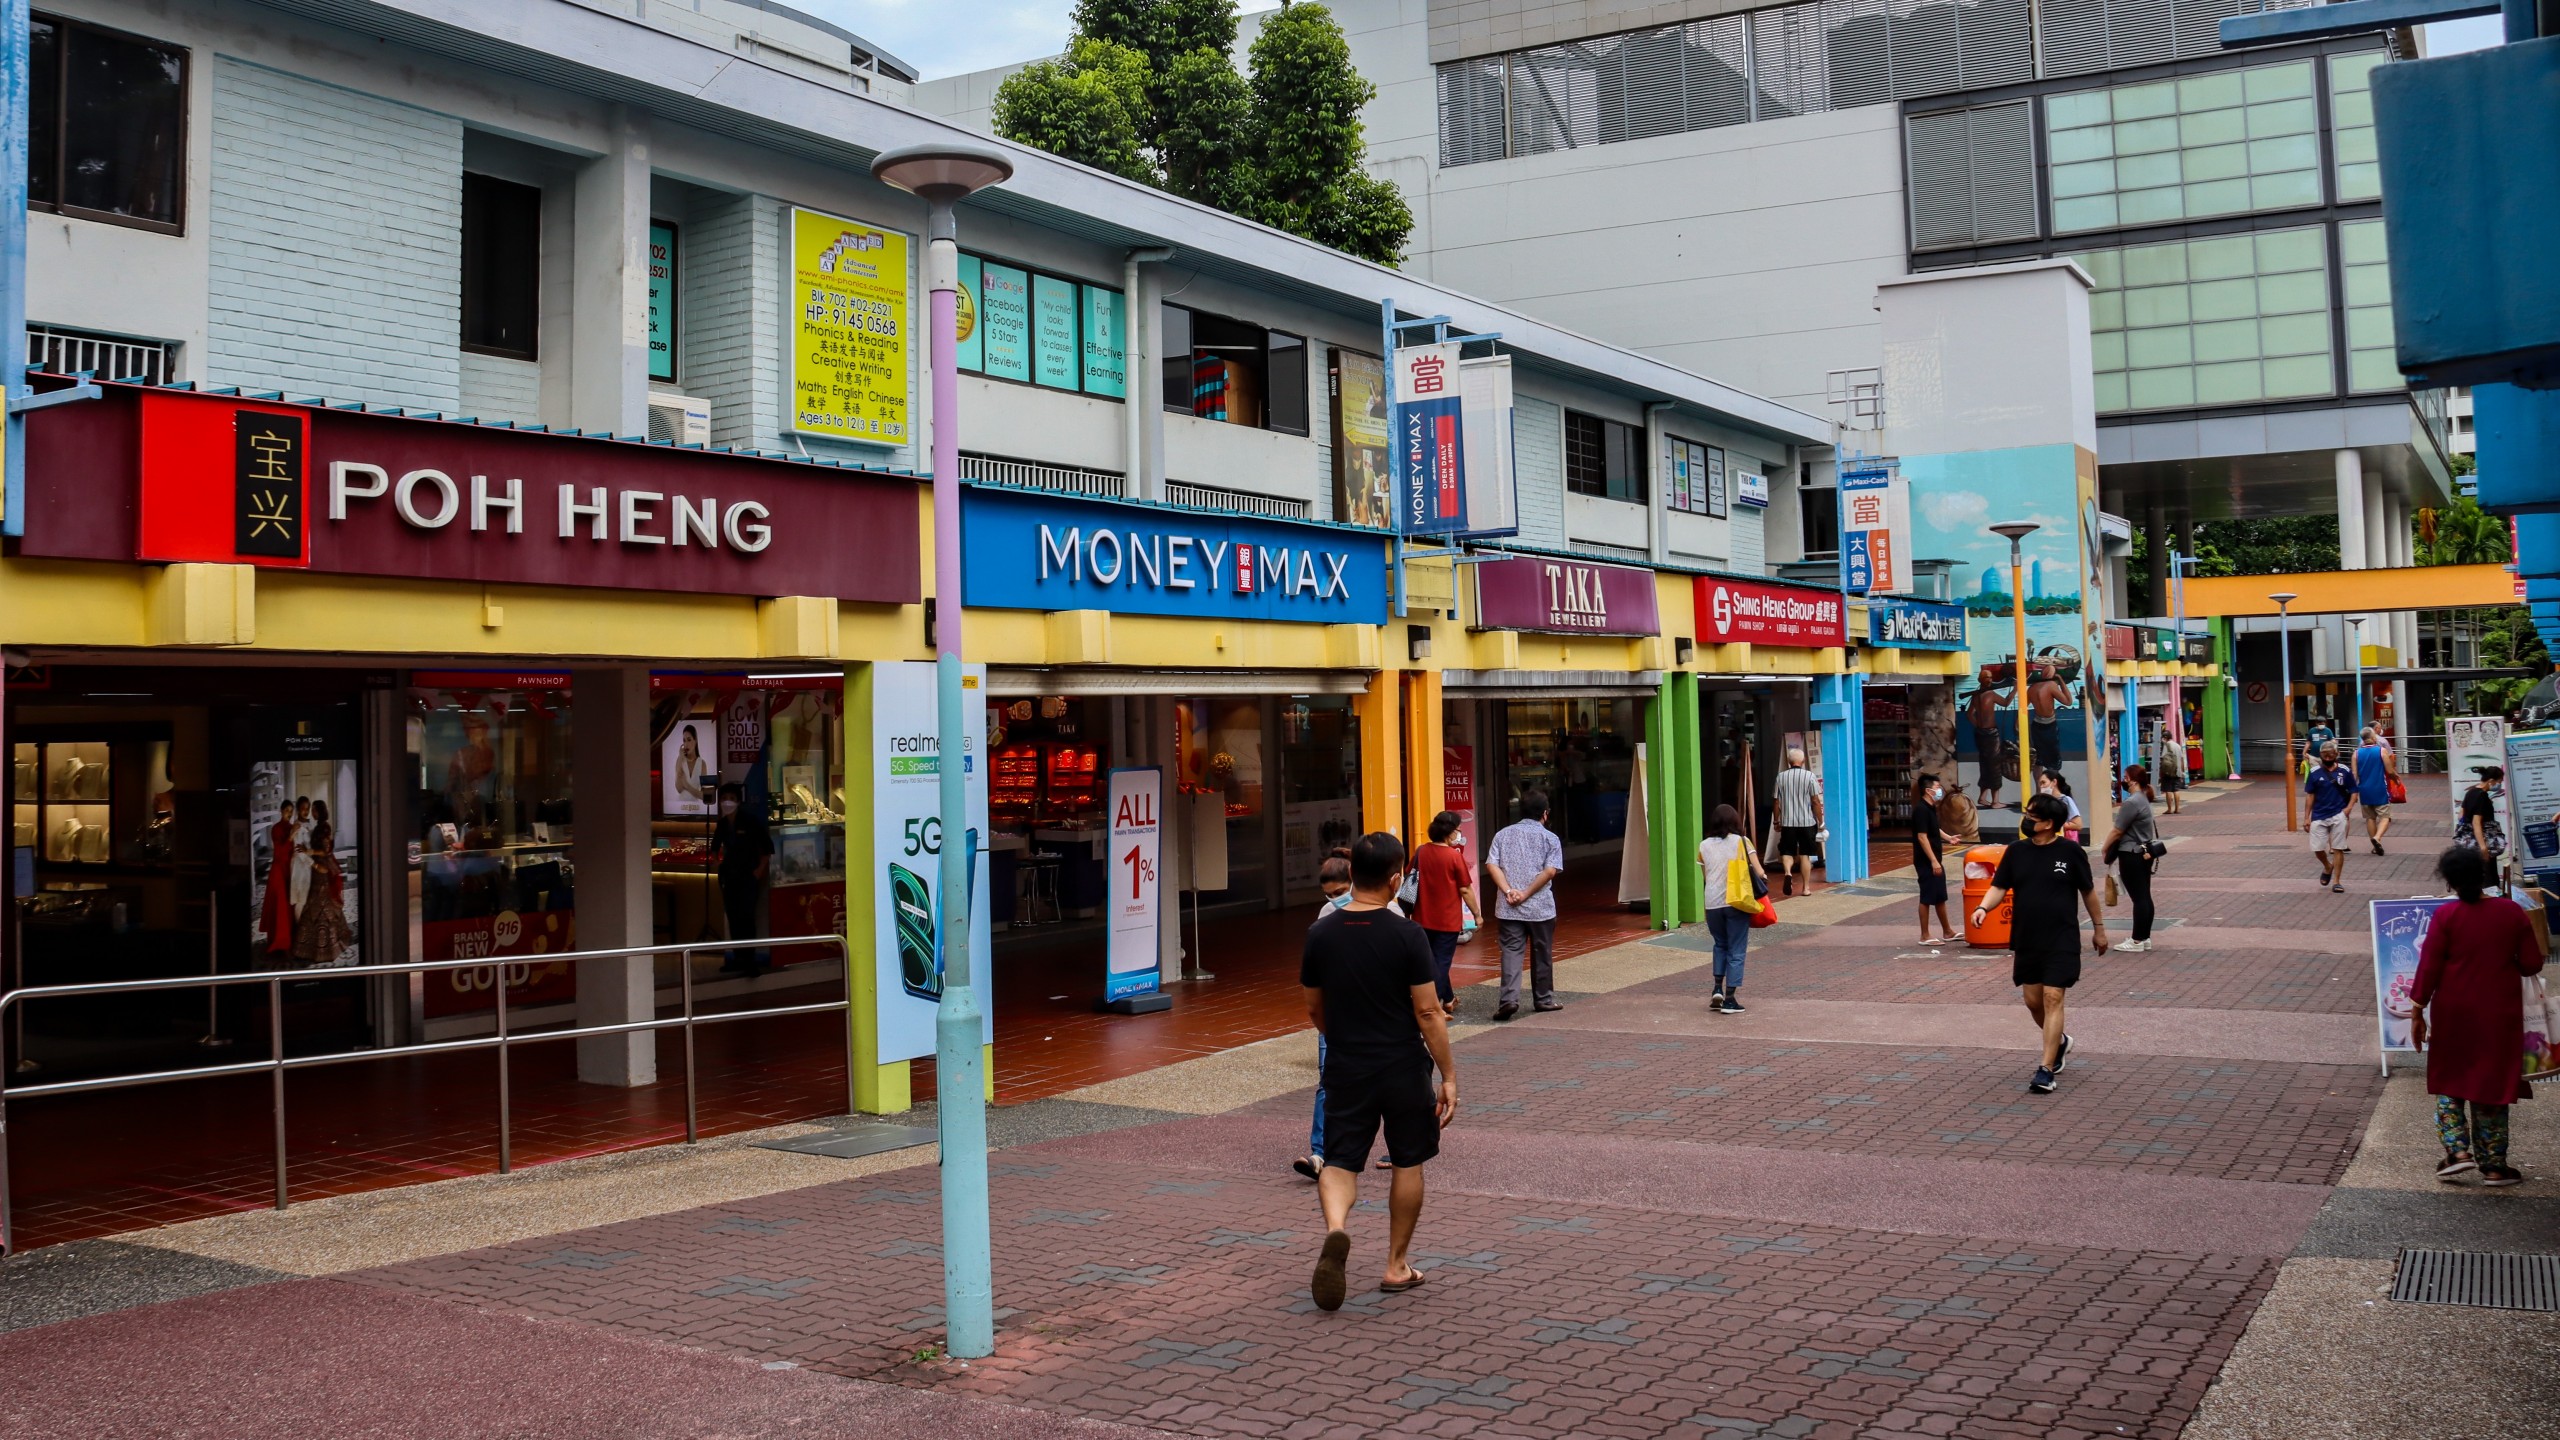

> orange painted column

[
  {"left": 1358, "top": 670, "right": 1405, "bottom": 840},
  {"left": 1402, "top": 669, "right": 1445, "bottom": 841}
]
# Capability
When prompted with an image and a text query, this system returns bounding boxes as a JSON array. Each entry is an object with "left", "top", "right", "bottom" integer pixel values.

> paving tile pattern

[
  {"left": 345, "top": 1150, "right": 2271, "bottom": 1440},
  {"left": 1647, "top": 943, "right": 2372, "bottom": 1015}
]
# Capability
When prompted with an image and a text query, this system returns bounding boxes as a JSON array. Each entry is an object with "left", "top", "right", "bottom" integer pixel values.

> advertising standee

[
  {"left": 1102, "top": 768, "right": 1170, "bottom": 1013},
  {"left": 870, "top": 661, "right": 994, "bottom": 1065}
]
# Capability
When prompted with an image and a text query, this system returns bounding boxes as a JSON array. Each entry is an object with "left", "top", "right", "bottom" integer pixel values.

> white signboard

[
  {"left": 2447, "top": 715, "right": 2511, "bottom": 832},
  {"left": 870, "top": 661, "right": 992, "bottom": 1064},
  {"left": 1105, "top": 768, "right": 1164, "bottom": 1004},
  {"left": 2506, "top": 729, "right": 2560, "bottom": 887},
  {"left": 1458, "top": 353, "right": 1519, "bottom": 537}
]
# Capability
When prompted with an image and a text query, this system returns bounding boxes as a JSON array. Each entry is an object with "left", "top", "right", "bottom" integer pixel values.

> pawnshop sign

[
  {"left": 961, "top": 485, "right": 1387, "bottom": 624},
  {"left": 19, "top": 384, "right": 921, "bottom": 603}
]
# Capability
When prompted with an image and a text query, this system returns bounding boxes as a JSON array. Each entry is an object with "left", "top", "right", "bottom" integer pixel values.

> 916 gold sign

[{"left": 234, "top": 412, "right": 305, "bottom": 559}]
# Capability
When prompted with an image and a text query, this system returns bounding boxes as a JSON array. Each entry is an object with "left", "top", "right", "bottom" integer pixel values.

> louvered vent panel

[
  {"left": 1958, "top": 0, "right": 2037, "bottom": 88},
  {"left": 1685, "top": 16, "right": 1754, "bottom": 131},
  {"left": 2107, "top": 0, "right": 2178, "bottom": 69},
  {"left": 1890, "top": 0, "right": 1964, "bottom": 100},
  {"left": 1825, "top": 0, "right": 1895, "bottom": 110},
  {"left": 2171, "top": 0, "right": 2249, "bottom": 58},
  {"left": 1510, "top": 43, "right": 1602, "bottom": 155},
  {"left": 1751, "top": 6, "right": 1831, "bottom": 119},
  {"left": 2038, "top": 0, "right": 2115, "bottom": 78},
  {"left": 1613, "top": 26, "right": 1689, "bottom": 141},
  {"left": 1906, "top": 109, "right": 1980, "bottom": 248},
  {"left": 1436, "top": 59, "right": 1510, "bottom": 167},
  {"left": 1966, "top": 99, "right": 2040, "bottom": 241}
]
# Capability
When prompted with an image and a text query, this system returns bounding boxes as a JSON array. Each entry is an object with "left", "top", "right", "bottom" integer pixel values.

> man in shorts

[
  {"left": 1301, "top": 831, "right": 1460, "bottom": 1310},
  {"left": 1971, "top": 793, "right": 2108, "bottom": 1094},
  {"left": 1771, "top": 748, "right": 1824, "bottom": 896},
  {"left": 2305, "top": 742, "right": 2360, "bottom": 893}
]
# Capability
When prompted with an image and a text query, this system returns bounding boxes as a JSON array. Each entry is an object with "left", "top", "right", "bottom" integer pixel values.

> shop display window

[
  {"left": 986, "top": 695, "right": 1113, "bottom": 926},
  {"left": 1278, "top": 697, "right": 1362, "bottom": 893},
  {"left": 1504, "top": 699, "right": 1637, "bottom": 844},
  {"left": 408, "top": 680, "right": 577, "bottom": 1017},
  {"left": 13, "top": 733, "right": 175, "bottom": 873},
  {"left": 648, "top": 678, "right": 846, "bottom": 963}
]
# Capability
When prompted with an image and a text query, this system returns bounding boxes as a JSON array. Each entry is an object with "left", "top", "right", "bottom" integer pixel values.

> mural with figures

[{"left": 1904, "top": 444, "right": 2105, "bottom": 811}]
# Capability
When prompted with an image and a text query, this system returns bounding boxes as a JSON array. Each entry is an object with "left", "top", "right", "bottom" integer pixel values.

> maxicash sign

[
  {"left": 962, "top": 486, "right": 1388, "bottom": 625},
  {"left": 1693, "top": 576, "right": 1847, "bottom": 647}
]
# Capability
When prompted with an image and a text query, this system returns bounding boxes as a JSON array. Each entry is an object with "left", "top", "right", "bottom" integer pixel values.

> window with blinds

[
  {"left": 1437, "top": 0, "right": 2035, "bottom": 167},
  {"left": 1905, "top": 100, "right": 2039, "bottom": 249}
]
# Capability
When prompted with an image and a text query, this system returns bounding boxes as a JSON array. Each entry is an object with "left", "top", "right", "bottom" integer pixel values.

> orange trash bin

[{"left": 1962, "top": 844, "right": 2011, "bottom": 947}]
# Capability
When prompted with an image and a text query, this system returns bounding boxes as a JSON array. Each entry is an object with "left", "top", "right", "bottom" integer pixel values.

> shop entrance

[{"left": 1447, "top": 691, "right": 1650, "bottom": 930}]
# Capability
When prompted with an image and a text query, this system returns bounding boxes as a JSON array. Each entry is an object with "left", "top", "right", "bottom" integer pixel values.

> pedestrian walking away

[
  {"left": 2102, "top": 764, "right": 2163, "bottom": 953},
  {"left": 1771, "top": 748, "right": 1824, "bottom": 897},
  {"left": 1295, "top": 850, "right": 1402, "bottom": 1182},
  {"left": 1970, "top": 793, "right": 2108, "bottom": 1094},
  {"left": 2156, "top": 736, "right": 2186, "bottom": 814},
  {"left": 1697, "top": 804, "right": 1770, "bottom": 1012},
  {"left": 1910, "top": 775, "right": 1955, "bottom": 943},
  {"left": 2305, "top": 743, "right": 2359, "bottom": 892},
  {"left": 1301, "top": 832, "right": 1460, "bottom": 1309},
  {"left": 2354, "top": 726, "right": 2397, "bottom": 854},
  {"left": 2411, "top": 845, "right": 2544, "bottom": 1187},
  {"left": 1411, "top": 811, "right": 1480, "bottom": 1018},
  {"left": 1483, "top": 791, "right": 1566, "bottom": 1020}
]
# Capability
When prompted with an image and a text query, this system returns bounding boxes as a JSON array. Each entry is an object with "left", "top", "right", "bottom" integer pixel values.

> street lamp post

[
  {"left": 2271, "top": 592, "right": 2298, "bottom": 832},
  {"left": 1991, "top": 523, "right": 2041, "bottom": 802},
  {"left": 871, "top": 141, "right": 1014, "bottom": 1363},
  {"left": 2348, "top": 615, "right": 2369, "bottom": 739}
]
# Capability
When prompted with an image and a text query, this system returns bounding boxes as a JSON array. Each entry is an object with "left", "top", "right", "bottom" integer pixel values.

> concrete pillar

[
  {"left": 570, "top": 105, "right": 652, "bottom": 438},
  {"left": 2335, "top": 450, "right": 2368, "bottom": 572},
  {"left": 1644, "top": 404, "right": 1671, "bottom": 566},
  {"left": 572, "top": 666, "right": 657, "bottom": 1087}
]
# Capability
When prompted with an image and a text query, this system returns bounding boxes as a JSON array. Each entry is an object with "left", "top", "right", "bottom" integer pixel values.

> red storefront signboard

[
  {"left": 1692, "top": 576, "right": 1847, "bottom": 647},
  {"left": 22, "top": 383, "right": 923, "bottom": 603},
  {"left": 1471, "top": 555, "right": 1661, "bottom": 635}
]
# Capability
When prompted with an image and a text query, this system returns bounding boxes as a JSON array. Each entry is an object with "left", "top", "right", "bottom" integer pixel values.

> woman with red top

[
  {"left": 2413, "top": 845, "right": 2546, "bottom": 1186},
  {"left": 1411, "top": 811, "right": 1481, "bottom": 1018}
]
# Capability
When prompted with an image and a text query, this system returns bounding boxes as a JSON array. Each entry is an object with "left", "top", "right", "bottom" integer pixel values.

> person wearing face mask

[
  {"left": 1912, "top": 774, "right": 1954, "bottom": 943},
  {"left": 2101, "top": 764, "right": 2163, "bottom": 953},
  {"left": 714, "top": 782, "right": 774, "bottom": 977},
  {"left": 1971, "top": 793, "right": 2109, "bottom": 1094}
]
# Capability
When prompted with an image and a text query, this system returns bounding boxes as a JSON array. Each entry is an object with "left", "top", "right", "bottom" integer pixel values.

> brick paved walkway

[{"left": 1, "top": 775, "right": 2447, "bottom": 1438}]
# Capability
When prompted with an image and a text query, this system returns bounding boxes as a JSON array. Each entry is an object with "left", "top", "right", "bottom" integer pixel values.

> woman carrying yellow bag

[{"left": 1698, "top": 804, "right": 1771, "bottom": 1014}]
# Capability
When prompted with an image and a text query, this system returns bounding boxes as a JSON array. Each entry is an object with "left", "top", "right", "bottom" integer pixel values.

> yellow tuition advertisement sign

[{"left": 789, "top": 207, "right": 910, "bottom": 444}]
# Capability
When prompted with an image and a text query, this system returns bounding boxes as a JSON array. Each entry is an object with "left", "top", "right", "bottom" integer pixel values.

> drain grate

[{"left": 2391, "top": 1249, "right": 2560, "bottom": 1311}]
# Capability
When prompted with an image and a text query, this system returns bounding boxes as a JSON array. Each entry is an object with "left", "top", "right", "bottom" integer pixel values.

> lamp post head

[
  {"left": 2267, "top": 591, "right": 2297, "bottom": 607},
  {"left": 1988, "top": 520, "right": 2038, "bottom": 562},
  {"left": 871, "top": 142, "right": 1015, "bottom": 206}
]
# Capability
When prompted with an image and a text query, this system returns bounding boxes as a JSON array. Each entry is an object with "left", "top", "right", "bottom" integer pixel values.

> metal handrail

[{"left": 0, "top": 933, "right": 857, "bottom": 1257}]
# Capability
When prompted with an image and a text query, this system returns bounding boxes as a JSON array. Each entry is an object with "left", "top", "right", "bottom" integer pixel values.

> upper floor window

[
  {"left": 1565, "top": 411, "right": 1646, "bottom": 504},
  {"left": 28, "top": 14, "right": 187, "bottom": 232},
  {"left": 461, "top": 172, "right": 541, "bottom": 360},
  {"left": 958, "top": 253, "right": 1128, "bottom": 399},
  {"left": 1162, "top": 304, "right": 1309, "bottom": 435},
  {"left": 2046, "top": 60, "right": 2321, "bottom": 236},
  {"left": 1667, "top": 437, "right": 1727, "bottom": 518}
]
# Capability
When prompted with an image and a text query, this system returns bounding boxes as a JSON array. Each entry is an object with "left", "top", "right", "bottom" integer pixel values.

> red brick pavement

[
  {"left": 1643, "top": 941, "right": 2372, "bottom": 1015},
  {"left": 344, "top": 1145, "right": 2272, "bottom": 1440}
]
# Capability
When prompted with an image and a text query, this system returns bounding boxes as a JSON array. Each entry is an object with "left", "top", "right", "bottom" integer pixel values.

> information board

[
  {"left": 1034, "top": 274, "right": 1079, "bottom": 390},
  {"left": 979, "top": 261, "right": 1031, "bottom": 382},
  {"left": 646, "top": 222, "right": 677, "bottom": 382},
  {"left": 786, "top": 208, "right": 909, "bottom": 444},
  {"left": 1081, "top": 285, "right": 1126, "bottom": 397}
]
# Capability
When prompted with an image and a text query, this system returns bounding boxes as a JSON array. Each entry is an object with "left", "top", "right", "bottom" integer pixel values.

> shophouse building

[
  {"left": 920, "top": 1, "right": 2465, "bottom": 779},
  {"left": 3, "top": 0, "right": 1946, "bottom": 1237}
]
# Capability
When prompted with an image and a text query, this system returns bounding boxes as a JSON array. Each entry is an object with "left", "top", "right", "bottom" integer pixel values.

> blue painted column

[
  {"left": 2119, "top": 678, "right": 2140, "bottom": 773},
  {"left": 3, "top": 0, "right": 31, "bottom": 534},
  {"left": 1813, "top": 672, "right": 1868, "bottom": 883}
]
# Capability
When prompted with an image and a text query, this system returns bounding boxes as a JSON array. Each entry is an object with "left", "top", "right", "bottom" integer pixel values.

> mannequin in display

[{"left": 292, "top": 800, "right": 355, "bottom": 966}]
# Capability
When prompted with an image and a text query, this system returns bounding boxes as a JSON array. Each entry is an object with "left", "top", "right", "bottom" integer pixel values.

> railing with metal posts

[{"left": 0, "top": 933, "right": 854, "bottom": 1257}]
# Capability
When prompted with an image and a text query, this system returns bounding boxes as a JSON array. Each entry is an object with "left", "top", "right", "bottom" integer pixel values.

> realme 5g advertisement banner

[
  {"left": 788, "top": 207, "right": 910, "bottom": 445},
  {"left": 870, "top": 661, "right": 992, "bottom": 1063}
]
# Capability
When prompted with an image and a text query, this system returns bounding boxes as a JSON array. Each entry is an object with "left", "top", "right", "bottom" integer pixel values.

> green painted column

[
  {"left": 1647, "top": 673, "right": 1705, "bottom": 929},
  {"left": 2202, "top": 618, "right": 2234, "bottom": 779}
]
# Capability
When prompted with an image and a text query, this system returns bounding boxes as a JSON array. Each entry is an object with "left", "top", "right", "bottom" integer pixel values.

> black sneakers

[
  {"left": 2029, "top": 1066, "right": 2058, "bottom": 1094},
  {"left": 2052, "top": 1034, "right": 2073, "bottom": 1073},
  {"left": 2436, "top": 1150, "right": 2478, "bottom": 1181},
  {"left": 1718, "top": 994, "right": 1746, "bottom": 1014}
]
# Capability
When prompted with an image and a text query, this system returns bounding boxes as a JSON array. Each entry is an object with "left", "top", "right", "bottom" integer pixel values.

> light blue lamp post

[
  {"left": 2347, "top": 615, "right": 2368, "bottom": 738},
  {"left": 870, "top": 139, "right": 1013, "bottom": 1362}
]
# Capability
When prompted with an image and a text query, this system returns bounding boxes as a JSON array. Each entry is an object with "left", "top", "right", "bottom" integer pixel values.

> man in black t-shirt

[
  {"left": 1300, "top": 830, "right": 1460, "bottom": 1311},
  {"left": 1971, "top": 794, "right": 2109, "bottom": 1096}
]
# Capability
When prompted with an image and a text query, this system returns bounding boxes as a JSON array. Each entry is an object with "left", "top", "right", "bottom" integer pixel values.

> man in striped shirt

[{"left": 1771, "top": 748, "right": 1824, "bottom": 898}]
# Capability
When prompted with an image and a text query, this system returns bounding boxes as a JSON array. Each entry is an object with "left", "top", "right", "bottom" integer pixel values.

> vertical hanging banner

[
  {"left": 787, "top": 207, "right": 910, "bottom": 445},
  {"left": 1839, "top": 457, "right": 1910, "bottom": 595},
  {"left": 869, "top": 660, "right": 993, "bottom": 1064},
  {"left": 1104, "top": 767, "right": 1167, "bottom": 1011},
  {"left": 1394, "top": 341, "right": 1467, "bottom": 535},
  {"left": 1458, "top": 353, "right": 1520, "bottom": 537}
]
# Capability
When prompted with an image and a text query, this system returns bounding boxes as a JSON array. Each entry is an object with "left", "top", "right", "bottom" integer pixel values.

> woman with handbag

[
  {"left": 2458, "top": 766, "right": 2508, "bottom": 887},
  {"left": 2412, "top": 844, "right": 2544, "bottom": 1186},
  {"left": 2100, "top": 764, "right": 2165, "bottom": 954},
  {"left": 1697, "top": 804, "right": 1770, "bottom": 1015}
]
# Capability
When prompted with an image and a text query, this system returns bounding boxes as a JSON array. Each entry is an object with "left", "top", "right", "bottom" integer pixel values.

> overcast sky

[{"left": 800, "top": 2, "right": 2509, "bottom": 83}]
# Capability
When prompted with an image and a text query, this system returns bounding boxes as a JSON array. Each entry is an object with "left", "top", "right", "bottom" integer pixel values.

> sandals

[
  {"left": 1380, "top": 1269, "right": 1428, "bottom": 1293},
  {"left": 1311, "top": 1230, "right": 1351, "bottom": 1311}
]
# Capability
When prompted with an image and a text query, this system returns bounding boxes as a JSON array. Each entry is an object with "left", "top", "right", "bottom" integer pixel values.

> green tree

[
  {"left": 989, "top": 37, "right": 1157, "bottom": 185},
  {"left": 995, "top": 0, "right": 1413, "bottom": 265}
]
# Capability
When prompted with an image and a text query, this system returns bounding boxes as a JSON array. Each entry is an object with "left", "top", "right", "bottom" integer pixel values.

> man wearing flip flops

[{"left": 1300, "top": 831, "right": 1461, "bottom": 1310}]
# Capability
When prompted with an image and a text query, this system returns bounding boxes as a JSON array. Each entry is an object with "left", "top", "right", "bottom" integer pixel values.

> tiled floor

[{"left": 1, "top": 861, "right": 1658, "bottom": 1250}]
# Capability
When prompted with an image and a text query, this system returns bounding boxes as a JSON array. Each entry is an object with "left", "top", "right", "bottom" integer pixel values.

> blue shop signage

[
  {"left": 1868, "top": 596, "right": 1967, "bottom": 649},
  {"left": 961, "top": 486, "right": 1389, "bottom": 625}
]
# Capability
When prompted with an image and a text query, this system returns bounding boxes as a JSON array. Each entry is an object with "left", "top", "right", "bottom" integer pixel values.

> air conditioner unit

[{"left": 646, "top": 393, "right": 711, "bottom": 445}]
